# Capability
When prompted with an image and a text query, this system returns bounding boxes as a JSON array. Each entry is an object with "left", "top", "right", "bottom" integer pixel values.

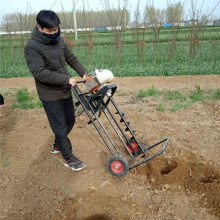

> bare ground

[{"left": 0, "top": 75, "right": 220, "bottom": 220}]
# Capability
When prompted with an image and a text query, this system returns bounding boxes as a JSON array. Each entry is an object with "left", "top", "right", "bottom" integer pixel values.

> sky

[{"left": 0, "top": 0, "right": 220, "bottom": 21}]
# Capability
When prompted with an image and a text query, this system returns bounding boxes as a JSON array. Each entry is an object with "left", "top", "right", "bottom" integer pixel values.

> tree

[
  {"left": 144, "top": 6, "right": 161, "bottom": 26},
  {"left": 1, "top": 10, "right": 130, "bottom": 32},
  {"left": 165, "top": 2, "right": 183, "bottom": 24}
]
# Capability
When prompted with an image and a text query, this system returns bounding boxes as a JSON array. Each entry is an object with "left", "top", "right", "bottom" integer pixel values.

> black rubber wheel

[{"left": 107, "top": 155, "right": 129, "bottom": 177}]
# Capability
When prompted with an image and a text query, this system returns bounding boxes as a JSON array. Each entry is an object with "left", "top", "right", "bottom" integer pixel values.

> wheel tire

[{"left": 107, "top": 155, "right": 129, "bottom": 177}]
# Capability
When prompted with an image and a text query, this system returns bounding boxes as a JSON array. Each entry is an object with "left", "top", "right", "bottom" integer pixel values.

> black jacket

[{"left": 24, "top": 27, "right": 87, "bottom": 101}]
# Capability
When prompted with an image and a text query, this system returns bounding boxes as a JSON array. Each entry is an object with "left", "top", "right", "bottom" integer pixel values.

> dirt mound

[{"left": 0, "top": 76, "right": 220, "bottom": 220}]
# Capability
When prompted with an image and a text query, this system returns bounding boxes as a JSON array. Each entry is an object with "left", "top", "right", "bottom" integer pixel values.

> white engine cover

[{"left": 94, "top": 69, "right": 115, "bottom": 84}]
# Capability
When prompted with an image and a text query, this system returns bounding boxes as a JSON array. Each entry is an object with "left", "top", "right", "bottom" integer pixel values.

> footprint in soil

[
  {"left": 84, "top": 214, "right": 111, "bottom": 220},
  {"left": 199, "top": 175, "right": 218, "bottom": 184}
]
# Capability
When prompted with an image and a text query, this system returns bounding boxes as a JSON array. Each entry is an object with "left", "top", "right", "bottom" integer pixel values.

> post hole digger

[{"left": 72, "top": 69, "right": 170, "bottom": 177}]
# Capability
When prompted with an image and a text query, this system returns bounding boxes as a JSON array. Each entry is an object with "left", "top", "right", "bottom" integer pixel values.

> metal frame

[{"left": 72, "top": 81, "right": 170, "bottom": 172}]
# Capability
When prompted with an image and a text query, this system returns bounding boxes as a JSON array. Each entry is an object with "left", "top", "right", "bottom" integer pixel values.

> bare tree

[
  {"left": 144, "top": 0, "right": 161, "bottom": 27},
  {"left": 188, "top": 0, "right": 201, "bottom": 59},
  {"left": 101, "top": 0, "right": 129, "bottom": 65},
  {"left": 73, "top": 0, "right": 78, "bottom": 40},
  {"left": 166, "top": 1, "right": 183, "bottom": 24}
]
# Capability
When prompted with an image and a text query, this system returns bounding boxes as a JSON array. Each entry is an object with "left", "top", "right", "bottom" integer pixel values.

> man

[{"left": 24, "top": 10, "right": 87, "bottom": 171}]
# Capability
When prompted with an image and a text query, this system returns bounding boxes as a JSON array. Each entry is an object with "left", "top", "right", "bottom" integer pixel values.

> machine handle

[{"left": 76, "top": 79, "right": 86, "bottom": 84}]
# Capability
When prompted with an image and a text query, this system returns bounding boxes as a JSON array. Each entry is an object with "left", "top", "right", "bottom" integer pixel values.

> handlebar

[{"left": 76, "top": 79, "right": 86, "bottom": 84}]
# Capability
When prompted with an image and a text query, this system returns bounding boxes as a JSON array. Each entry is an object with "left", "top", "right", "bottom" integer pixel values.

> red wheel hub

[
  {"left": 128, "top": 141, "right": 139, "bottom": 154},
  {"left": 111, "top": 160, "right": 124, "bottom": 174}
]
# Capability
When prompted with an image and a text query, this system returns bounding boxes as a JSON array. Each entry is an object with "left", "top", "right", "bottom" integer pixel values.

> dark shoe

[
  {"left": 51, "top": 144, "right": 74, "bottom": 154},
  {"left": 64, "top": 155, "right": 86, "bottom": 171},
  {"left": 51, "top": 144, "right": 61, "bottom": 154}
]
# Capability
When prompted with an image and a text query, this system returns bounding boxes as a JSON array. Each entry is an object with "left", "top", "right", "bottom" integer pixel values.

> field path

[
  {"left": 1, "top": 75, "right": 220, "bottom": 91},
  {"left": 0, "top": 75, "right": 219, "bottom": 220}
]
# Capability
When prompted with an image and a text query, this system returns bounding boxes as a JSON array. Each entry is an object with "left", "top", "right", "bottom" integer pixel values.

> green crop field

[{"left": 0, "top": 26, "right": 220, "bottom": 78}]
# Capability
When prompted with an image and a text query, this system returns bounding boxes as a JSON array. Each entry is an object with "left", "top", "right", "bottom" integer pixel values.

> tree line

[
  {"left": 1, "top": 10, "right": 130, "bottom": 32},
  {"left": 0, "top": 1, "right": 208, "bottom": 32},
  {"left": 144, "top": 2, "right": 183, "bottom": 26}
]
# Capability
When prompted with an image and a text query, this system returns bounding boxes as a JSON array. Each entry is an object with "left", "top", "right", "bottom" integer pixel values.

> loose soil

[{"left": 0, "top": 75, "right": 220, "bottom": 220}]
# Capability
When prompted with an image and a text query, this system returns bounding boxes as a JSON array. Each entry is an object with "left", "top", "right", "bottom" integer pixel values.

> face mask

[{"left": 43, "top": 29, "right": 60, "bottom": 42}]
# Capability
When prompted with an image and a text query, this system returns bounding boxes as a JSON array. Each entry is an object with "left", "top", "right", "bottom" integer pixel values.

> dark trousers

[
  {"left": 0, "top": 94, "right": 4, "bottom": 105},
  {"left": 42, "top": 96, "right": 75, "bottom": 160}
]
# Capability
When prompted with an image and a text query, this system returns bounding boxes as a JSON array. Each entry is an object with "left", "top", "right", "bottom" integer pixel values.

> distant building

[
  {"left": 0, "top": 30, "right": 31, "bottom": 35},
  {"left": 163, "top": 23, "right": 173, "bottom": 28},
  {"left": 95, "top": 28, "right": 107, "bottom": 31},
  {"left": 213, "top": 19, "right": 220, "bottom": 26},
  {"left": 183, "top": 19, "right": 199, "bottom": 26},
  {"left": 204, "top": 21, "right": 214, "bottom": 26}
]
